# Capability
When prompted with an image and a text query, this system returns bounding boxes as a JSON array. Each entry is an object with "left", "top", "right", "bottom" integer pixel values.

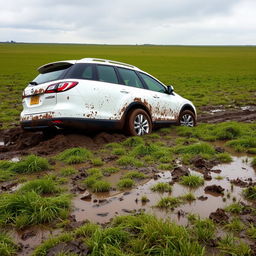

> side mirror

[{"left": 167, "top": 85, "right": 174, "bottom": 95}]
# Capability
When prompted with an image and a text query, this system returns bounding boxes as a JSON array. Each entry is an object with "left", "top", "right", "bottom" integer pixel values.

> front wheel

[
  {"left": 126, "top": 109, "right": 152, "bottom": 136},
  {"left": 178, "top": 110, "right": 196, "bottom": 127}
]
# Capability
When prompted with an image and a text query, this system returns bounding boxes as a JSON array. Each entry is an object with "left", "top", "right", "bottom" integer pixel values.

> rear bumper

[{"left": 20, "top": 117, "right": 123, "bottom": 131}]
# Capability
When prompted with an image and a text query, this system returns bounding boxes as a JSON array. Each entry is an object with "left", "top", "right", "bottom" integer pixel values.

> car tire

[
  {"left": 126, "top": 109, "right": 152, "bottom": 136},
  {"left": 178, "top": 110, "right": 196, "bottom": 127}
]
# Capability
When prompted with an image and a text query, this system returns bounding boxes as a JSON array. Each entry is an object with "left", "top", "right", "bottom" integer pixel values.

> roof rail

[{"left": 81, "top": 58, "right": 139, "bottom": 70}]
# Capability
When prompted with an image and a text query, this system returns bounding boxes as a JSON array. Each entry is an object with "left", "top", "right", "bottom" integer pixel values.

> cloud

[{"left": 0, "top": 0, "right": 255, "bottom": 44}]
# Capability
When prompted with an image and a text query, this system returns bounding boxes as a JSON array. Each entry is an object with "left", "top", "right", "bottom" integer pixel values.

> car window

[
  {"left": 140, "top": 72, "right": 166, "bottom": 93},
  {"left": 97, "top": 65, "right": 118, "bottom": 84},
  {"left": 65, "top": 63, "right": 94, "bottom": 80},
  {"left": 33, "top": 68, "right": 69, "bottom": 85},
  {"left": 117, "top": 67, "right": 143, "bottom": 88}
]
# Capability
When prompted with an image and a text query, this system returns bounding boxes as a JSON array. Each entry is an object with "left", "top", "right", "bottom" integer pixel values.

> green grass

[
  {"left": 0, "top": 169, "right": 14, "bottom": 182},
  {"left": 122, "top": 171, "right": 146, "bottom": 180},
  {"left": 91, "top": 157, "right": 104, "bottom": 166},
  {"left": 151, "top": 182, "right": 172, "bottom": 192},
  {"left": 227, "top": 137, "right": 256, "bottom": 153},
  {"left": 174, "top": 142, "right": 216, "bottom": 155},
  {"left": 122, "top": 137, "right": 144, "bottom": 147},
  {"left": 189, "top": 217, "right": 215, "bottom": 242},
  {"left": 225, "top": 203, "right": 245, "bottom": 214},
  {"left": 19, "top": 177, "right": 60, "bottom": 195},
  {"left": 156, "top": 197, "right": 182, "bottom": 209},
  {"left": 9, "top": 155, "right": 50, "bottom": 173},
  {"left": 0, "top": 232, "right": 18, "bottom": 256},
  {"left": 117, "top": 178, "right": 135, "bottom": 190},
  {"left": 180, "top": 175, "right": 204, "bottom": 188},
  {"left": 92, "top": 180, "right": 111, "bottom": 192},
  {"left": 56, "top": 147, "right": 92, "bottom": 164},
  {"left": 116, "top": 156, "right": 144, "bottom": 167},
  {"left": 60, "top": 167, "right": 77, "bottom": 177},
  {"left": 251, "top": 157, "right": 256, "bottom": 167},
  {"left": 102, "top": 167, "right": 120, "bottom": 176},
  {"left": 243, "top": 186, "right": 256, "bottom": 200},
  {"left": 0, "top": 191, "right": 70, "bottom": 229},
  {"left": 247, "top": 224, "right": 256, "bottom": 239},
  {"left": 217, "top": 234, "right": 251, "bottom": 256},
  {"left": 225, "top": 217, "right": 245, "bottom": 232},
  {"left": 180, "top": 192, "right": 196, "bottom": 202}
]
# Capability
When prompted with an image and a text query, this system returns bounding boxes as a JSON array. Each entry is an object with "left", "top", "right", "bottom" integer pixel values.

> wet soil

[
  {"left": 0, "top": 104, "right": 255, "bottom": 159},
  {"left": 72, "top": 155, "right": 256, "bottom": 225}
]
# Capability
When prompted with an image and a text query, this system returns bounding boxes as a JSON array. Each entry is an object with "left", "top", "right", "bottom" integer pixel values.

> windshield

[{"left": 32, "top": 67, "right": 70, "bottom": 85}]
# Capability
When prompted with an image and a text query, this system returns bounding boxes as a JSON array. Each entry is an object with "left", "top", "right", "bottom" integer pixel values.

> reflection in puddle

[{"left": 72, "top": 156, "right": 255, "bottom": 225}]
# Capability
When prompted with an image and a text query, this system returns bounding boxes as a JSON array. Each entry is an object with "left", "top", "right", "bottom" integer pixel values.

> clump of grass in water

[
  {"left": 226, "top": 137, "right": 256, "bottom": 152},
  {"left": 9, "top": 154, "right": 50, "bottom": 173},
  {"left": 247, "top": 224, "right": 256, "bottom": 239},
  {"left": 19, "top": 177, "right": 60, "bottom": 195},
  {"left": 116, "top": 156, "right": 144, "bottom": 167},
  {"left": 56, "top": 147, "right": 92, "bottom": 164},
  {"left": 102, "top": 167, "right": 120, "bottom": 176},
  {"left": 180, "top": 175, "right": 204, "bottom": 188},
  {"left": 156, "top": 197, "right": 182, "bottom": 209},
  {"left": 91, "top": 158, "right": 104, "bottom": 166},
  {"left": 180, "top": 192, "right": 196, "bottom": 202},
  {"left": 117, "top": 178, "right": 134, "bottom": 190},
  {"left": 174, "top": 142, "right": 215, "bottom": 155},
  {"left": 92, "top": 180, "right": 111, "bottom": 192},
  {"left": 0, "top": 232, "right": 18, "bottom": 255},
  {"left": 151, "top": 182, "right": 172, "bottom": 193},
  {"left": 0, "top": 191, "right": 70, "bottom": 229},
  {"left": 60, "top": 167, "right": 77, "bottom": 177},
  {"left": 243, "top": 186, "right": 256, "bottom": 200},
  {"left": 122, "top": 171, "right": 146, "bottom": 180},
  {"left": 0, "top": 160, "right": 14, "bottom": 169}
]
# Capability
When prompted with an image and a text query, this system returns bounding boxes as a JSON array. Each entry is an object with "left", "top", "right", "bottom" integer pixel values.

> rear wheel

[
  {"left": 126, "top": 109, "right": 152, "bottom": 136},
  {"left": 178, "top": 110, "right": 196, "bottom": 127}
]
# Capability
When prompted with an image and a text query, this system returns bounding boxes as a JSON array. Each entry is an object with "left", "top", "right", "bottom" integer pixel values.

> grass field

[{"left": 0, "top": 43, "right": 256, "bottom": 128}]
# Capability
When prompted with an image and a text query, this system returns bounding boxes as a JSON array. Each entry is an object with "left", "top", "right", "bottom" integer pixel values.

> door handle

[
  {"left": 120, "top": 90, "right": 129, "bottom": 94},
  {"left": 153, "top": 95, "right": 160, "bottom": 99}
]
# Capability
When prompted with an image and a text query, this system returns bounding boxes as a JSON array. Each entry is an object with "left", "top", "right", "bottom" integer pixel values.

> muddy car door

[{"left": 138, "top": 72, "right": 180, "bottom": 122}]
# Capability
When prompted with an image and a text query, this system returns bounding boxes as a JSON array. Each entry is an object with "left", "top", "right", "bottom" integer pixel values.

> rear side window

[
  {"left": 65, "top": 63, "right": 94, "bottom": 80},
  {"left": 33, "top": 68, "right": 69, "bottom": 85},
  {"left": 139, "top": 72, "right": 166, "bottom": 93},
  {"left": 117, "top": 67, "right": 143, "bottom": 88},
  {"left": 96, "top": 65, "right": 118, "bottom": 84}
]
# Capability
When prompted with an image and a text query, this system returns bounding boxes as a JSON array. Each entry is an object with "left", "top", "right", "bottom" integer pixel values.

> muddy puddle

[{"left": 72, "top": 156, "right": 255, "bottom": 225}]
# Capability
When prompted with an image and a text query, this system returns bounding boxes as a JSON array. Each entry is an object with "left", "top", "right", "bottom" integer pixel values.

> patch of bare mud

[
  {"left": 198, "top": 105, "right": 256, "bottom": 123},
  {"left": 0, "top": 128, "right": 126, "bottom": 159}
]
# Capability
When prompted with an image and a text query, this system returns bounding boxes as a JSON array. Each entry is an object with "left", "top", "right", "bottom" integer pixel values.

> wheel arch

[
  {"left": 120, "top": 102, "right": 152, "bottom": 129},
  {"left": 179, "top": 104, "right": 196, "bottom": 117}
]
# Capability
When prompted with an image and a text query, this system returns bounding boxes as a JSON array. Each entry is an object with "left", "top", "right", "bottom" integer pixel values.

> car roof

[{"left": 38, "top": 58, "right": 141, "bottom": 73}]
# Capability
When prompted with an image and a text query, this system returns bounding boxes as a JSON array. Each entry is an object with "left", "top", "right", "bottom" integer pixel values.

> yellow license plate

[{"left": 30, "top": 95, "right": 40, "bottom": 105}]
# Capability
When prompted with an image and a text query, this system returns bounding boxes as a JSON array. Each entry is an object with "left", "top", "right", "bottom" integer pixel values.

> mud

[
  {"left": 198, "top": 105, "right": 256, "bottom": 124},
  {"left": 209, "top": 208, "right": 229, "bottom": 224},
  {"left": 0, "top": 128, "right": 126, "bottom": 159}
]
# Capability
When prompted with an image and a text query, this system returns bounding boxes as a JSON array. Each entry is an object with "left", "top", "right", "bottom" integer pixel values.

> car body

[{"left": 20, "top": 58, "right": 196, "bottom": 135}]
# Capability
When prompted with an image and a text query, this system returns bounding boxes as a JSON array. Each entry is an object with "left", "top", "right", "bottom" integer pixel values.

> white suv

[{"left": 20, "top": 58, "right": 196, "bottom": 135}]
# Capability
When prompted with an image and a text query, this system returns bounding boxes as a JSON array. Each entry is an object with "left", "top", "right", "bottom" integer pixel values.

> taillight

[{"left": 45, "top": 81, "right": 78, "bottom": 93}]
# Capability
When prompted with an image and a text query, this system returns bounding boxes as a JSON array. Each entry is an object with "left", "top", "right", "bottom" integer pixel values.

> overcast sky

[{"left": 0, "top": 0, "right": 255, "bottom": 45}]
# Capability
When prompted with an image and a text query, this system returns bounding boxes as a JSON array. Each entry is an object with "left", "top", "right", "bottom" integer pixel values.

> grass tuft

[
  {"left": 0, "top": 232, "right": 18, "bottom": 256},
  {"left": 116, "top": 156, "right": 144, "bottom": 167},
  {"left": 151, "top": 182, "right": 172, "bottom": 193},
  {"left": 122, "top": 171, "right": 146, "bottom": 180},
  {"left": 117, "top": 178, "right": 134, "bottom": 190},
  {"left": 122, "top": 137, "right": 144, "bottom": 147},
  {"left": 92, "top": 180, "right": 111, "bottom": 192},
  {"left": 56, "top": 147, "right": 92, "bottom": 164},
  {"left": 0, "top": 191, "right": 70, "bottom": 228},
  {"left": 243, "top": 186, "right": 256, "bottom": 200},
  {"left": 156, "top": 197, "right": 182, "bottom": 209},
  {"left": 180, "top": 175, "right": 204, "bottom": 188},
  {"left": 9, "top": 155, "right": 50, "bottom": 173}
]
